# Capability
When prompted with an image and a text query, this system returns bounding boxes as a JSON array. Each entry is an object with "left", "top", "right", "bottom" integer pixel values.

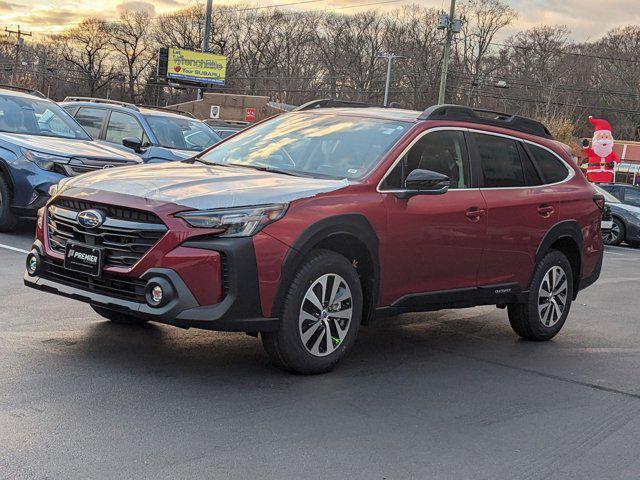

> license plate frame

[{"left": 64, "top": 241, "right": 104, "bottom": 277}]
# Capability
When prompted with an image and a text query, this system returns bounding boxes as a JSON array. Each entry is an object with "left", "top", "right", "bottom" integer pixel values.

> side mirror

[
  {"left": 396, "top": 169, "right": 450, "bottom": 199},
  {"left": 122, "top": 136, "right": 144, "bottom": 153}
]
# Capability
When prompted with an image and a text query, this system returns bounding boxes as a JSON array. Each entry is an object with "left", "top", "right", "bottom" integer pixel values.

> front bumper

[{"left": 24, "top": 238, "right": 278, "bottom": 333}]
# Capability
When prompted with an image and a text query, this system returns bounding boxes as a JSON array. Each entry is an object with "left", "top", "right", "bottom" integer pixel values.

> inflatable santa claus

[{"left": 582, "top": 116, "right": 619, "bottom": 183}]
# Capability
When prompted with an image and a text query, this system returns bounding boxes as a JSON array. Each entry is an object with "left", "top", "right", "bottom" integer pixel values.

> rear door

[
  {"left": 472, "top": 131, "right": 559, "bottom": 289},
  {"left": 380, "top": 128, "right": 487, "bottom": 304}
]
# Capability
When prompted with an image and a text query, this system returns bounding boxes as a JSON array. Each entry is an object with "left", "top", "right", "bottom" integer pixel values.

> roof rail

[
  {"left": 294, "top": 98, "right": 374, "bottom": 111},
  {"left": 0, "top": 84, "right": 46, "bottom": 98},
  {"left": 419, "top": 104, "right": 553, "bottom": 139},
  {"left": 137, "top": 105, "right": 196, "bottom": 118},
  {"left": 62, "top": 97, "right": 139, "bottom": 111}
]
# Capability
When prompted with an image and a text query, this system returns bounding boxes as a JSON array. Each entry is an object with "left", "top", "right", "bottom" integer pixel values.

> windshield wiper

[{"left": 224, "top": 163, "right": 305, "bottom": 177}]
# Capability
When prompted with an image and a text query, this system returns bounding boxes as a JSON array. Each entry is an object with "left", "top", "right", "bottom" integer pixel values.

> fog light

[
  {"left": 144, "top": 278, "right": 173, "bottom": 308},
  {"left": 151, "top": 285, "right": 163, "bottom": 304},
  {"left": 26, "top": 252, "right": 39, "bottom": 276}
]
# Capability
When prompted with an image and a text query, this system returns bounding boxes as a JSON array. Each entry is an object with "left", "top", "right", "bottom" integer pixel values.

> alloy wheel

[
  {"left": 537, "top": 266, "right": 568, "bottom": 327},
  {"left": 298, "top": 273, "right": 352, "bottom": 357},
  {"left": 603, "top": 222, "right": 620, "bottom": 244}
]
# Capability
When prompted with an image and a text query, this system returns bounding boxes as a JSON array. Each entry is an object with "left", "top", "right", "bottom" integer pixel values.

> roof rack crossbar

[
  {"left": 137, "top": 105, "right": 196, "bottom": 118},
  {"left": 294, "top": 98, "right": 374, "bottom": 111},
  {"left": 0, "top": 84, "right": 46, "bottom": 98},
  {"left": 419, "top": 104, "right": 553, "bottom": 139},
  {"left": 62, "top": 97, "right": 139, "bottom": 111}
]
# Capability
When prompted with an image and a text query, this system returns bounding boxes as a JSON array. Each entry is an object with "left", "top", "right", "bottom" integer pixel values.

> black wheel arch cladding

[
  {"left": 535, "top": 220, "right": 583, "bottom": 299},
  {"left": 272, "top": 214, "right": 380, "bottom": 324}
]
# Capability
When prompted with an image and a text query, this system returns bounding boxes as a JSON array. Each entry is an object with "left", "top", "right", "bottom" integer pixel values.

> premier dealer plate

[{"left": 64, "top": 242, "right": 104, "bottom": 277}]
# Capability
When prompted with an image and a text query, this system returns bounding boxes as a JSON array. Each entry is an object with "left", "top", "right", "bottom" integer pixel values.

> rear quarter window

[{"left": 528, "top": 144, "right": 570, "bottom": 184}]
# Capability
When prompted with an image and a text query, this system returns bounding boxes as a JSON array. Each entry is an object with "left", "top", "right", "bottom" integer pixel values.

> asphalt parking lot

[{"left": 2, "top": 223, "right": 640, "bottom": 479}]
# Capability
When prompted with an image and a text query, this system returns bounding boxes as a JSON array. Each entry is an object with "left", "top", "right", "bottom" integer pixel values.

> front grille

[
  {"left": 60, "top": 158, "right": 138, "bottom": 177},
  {"left": 47, "top": 198, "right": 167, "bottom": 268},
  {"left": 41, "top": 257, "right": 146, "bottom": 302}
]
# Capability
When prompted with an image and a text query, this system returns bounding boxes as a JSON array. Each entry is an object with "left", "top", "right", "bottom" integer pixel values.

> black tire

[
  {"left": 0, "top": 173, "right": 18, "bottom": 232},
  {"left": 91, "top": 305, "right": 148, "bottom": 326},
  {"left": 508, "top": 250, "right": 573, "bottom": 341},
  {"left": 603, "top": 218, "right": 625, "bottom": 246},
  {"left": 261, "top": 249, "right": 363, "bottom": 374}
]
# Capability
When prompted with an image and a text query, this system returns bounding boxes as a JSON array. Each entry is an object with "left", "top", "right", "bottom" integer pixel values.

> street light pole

[
  {"left": 377, "top": 53, "right": 405, "bottom": 107},
  {"left": 437, "top": 0, "right": 457, "bottom": 105},
  {"left": 198, "top": 0, "right": 213, "bottom": 101}
]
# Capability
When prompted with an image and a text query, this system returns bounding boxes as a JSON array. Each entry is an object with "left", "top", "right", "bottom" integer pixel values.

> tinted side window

[
  {"left": 528, "top": 144, "right": 569, "bottom": 184},
  {"left": 473, "top": 133, "right": 525, "bottom": 188},
  {"left": 75, "top": 107, "right": 107, "bottom": 138},
  {"left": 381, "top": 130, "right": 470, "bottom": 190},
  {"left": 105, "top": 111, "right": 145, "bottom": 145},
  {"left": 518, "top": 143, "right": 542, "bottom": 186},
  {"left": 624, "top": 188, "right": 640, "bottom": 207}
]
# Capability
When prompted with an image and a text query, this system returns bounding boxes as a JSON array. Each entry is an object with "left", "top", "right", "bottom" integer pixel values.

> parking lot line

[{"left": 0, "top": 243, "right": 29, "bottom": 254}]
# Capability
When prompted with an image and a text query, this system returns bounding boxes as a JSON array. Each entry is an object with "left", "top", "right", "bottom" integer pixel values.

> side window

[
  {"left": 381, "top": 130, "right": 470, "bottom": 190},
  {"left": 518, "top": 143, "right": 542, "bottom": 186},
  {"left": 105, "top": 111, "right": 146, "bottom": 145},
  {"left": 473, "top": 133, "right": 525, "bottom": 188},
  {"left": 75, "top": 107, "right": 107, "bottom": 138},
  {"left": 623, "top": 188, "right": 640, "bottom": 207},
  {"left": 528, "top": 144, "right": 570, "bottom": 184}
]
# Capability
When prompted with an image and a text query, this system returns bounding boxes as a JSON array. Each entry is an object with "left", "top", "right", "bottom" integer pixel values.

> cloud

[
  {"left": 20, "top": 9, "right": 84, "bottom": 27},
  {"left": 0, "top": 1, "right": 19, "bottom": 13},
  {"left": 115, "top": 0, "right": 156, "bottom": 15}
]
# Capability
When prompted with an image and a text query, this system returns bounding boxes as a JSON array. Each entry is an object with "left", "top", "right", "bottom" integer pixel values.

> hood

[
  {"left": 611, "top": 202, "right": 640, "bottom": 216},
  {"left": 167, "top": 148, "right": 196, "bottom": 159},
  {"left": 0, "top": 133, "right": 141, "bottom": 163},
  {"left": 61, "top": 161, "right": 349, "bottom": 210}
]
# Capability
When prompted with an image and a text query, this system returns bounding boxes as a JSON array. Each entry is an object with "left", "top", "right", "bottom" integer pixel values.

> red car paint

[{"left": 25, "top": 107, "right": 603, "bottom": 331}]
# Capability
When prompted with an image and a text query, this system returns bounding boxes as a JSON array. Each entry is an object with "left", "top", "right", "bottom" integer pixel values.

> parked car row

[
  {"left": 0, "top": 86, "right": 250, "bottom": 231},
  {"left": 594, "top": 184, "right": 640, "bottom": 247}
]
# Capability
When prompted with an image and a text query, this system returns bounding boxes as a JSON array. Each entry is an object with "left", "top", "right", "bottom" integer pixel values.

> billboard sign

[{"left": 166, "top": 48, "right": 226, "bottom": 86}]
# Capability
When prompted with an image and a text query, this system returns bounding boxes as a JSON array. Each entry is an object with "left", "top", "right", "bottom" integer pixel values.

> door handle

[
  {"left": 537, "top": 205, "right": 555, "bottom": 217},
  {"left": 466, "top": 208, "right": 486, "bottom": 221}
]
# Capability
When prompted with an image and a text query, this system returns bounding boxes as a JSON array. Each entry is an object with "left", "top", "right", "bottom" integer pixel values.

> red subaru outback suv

[{"left": 24, "top": 102, "right": 604, "bottom": 374}]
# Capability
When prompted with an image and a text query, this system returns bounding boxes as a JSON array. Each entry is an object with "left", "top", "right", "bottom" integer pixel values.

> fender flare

[
  {"left": 535, "top": 220, "right": 583, "bottom": 297},
  {"left": 535, "top": 220, "right": 583, "bottom": 264},
  {"left": 271, "top": 214, "right": 380, "bottom": 321}
]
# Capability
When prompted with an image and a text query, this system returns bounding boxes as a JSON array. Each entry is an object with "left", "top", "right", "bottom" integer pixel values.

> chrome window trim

[{"left": 376, "top": 126, "right": 575, "bottom": 194}]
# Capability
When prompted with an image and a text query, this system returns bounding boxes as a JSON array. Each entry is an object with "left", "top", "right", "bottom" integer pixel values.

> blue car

[
  {"left": 61, "top": 98, "right": 222, "bottom": 163},
  {"left": 0, "top": 86, "right": 142, "bottom": 232}
]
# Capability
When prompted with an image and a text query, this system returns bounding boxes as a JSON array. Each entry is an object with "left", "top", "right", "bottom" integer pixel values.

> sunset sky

[{"left": 2, "top": 0, "right": 639, "bottom": 40}]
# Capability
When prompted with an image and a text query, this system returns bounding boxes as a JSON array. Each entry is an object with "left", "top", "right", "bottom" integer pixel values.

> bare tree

[
  {"left": 109, "top": 10, "right": 155, "bottom": 102},
  {"left": 56, "top": 18, "right": 115, "bottom": 97}
]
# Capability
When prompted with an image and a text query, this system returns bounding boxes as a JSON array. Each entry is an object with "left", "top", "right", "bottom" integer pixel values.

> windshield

[
  {"left": 594, "top": 185, "right": 620, "bottom": 203},
  {"left": 146, "top": 115, "right": 221, "bottom": 152},
  {"left": 197, "top": 112, "right": 410, "bottom": 179},
  {"left": 0, "top": 94, "right": 91, "bottom": 140}
]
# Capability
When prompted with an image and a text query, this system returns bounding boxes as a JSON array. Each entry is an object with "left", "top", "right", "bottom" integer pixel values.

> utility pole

[
  {"left": 5, "top": 26, "right": 32, "bottom": 85},
  {"left": 376, "top": 53, "right": 405, "bottom": 107},
  {"left": 437, "top": 0, "right": 460, "bottom": 105},
  {"left": 198, "top": 0, "right": 213, "bottom": 101}
]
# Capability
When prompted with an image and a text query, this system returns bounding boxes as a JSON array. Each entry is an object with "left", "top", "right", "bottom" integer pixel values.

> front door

[{"left": 380, "top": 128, "right": 487, "bottom": 305}]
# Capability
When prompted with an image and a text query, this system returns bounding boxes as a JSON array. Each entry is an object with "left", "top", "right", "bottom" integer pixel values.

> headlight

[
  {"left": 22, "top": 148, "right": 69, "bottom": 171},
  {"left": 176, "top": 204, "right": 288, "bottom": 237}
]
